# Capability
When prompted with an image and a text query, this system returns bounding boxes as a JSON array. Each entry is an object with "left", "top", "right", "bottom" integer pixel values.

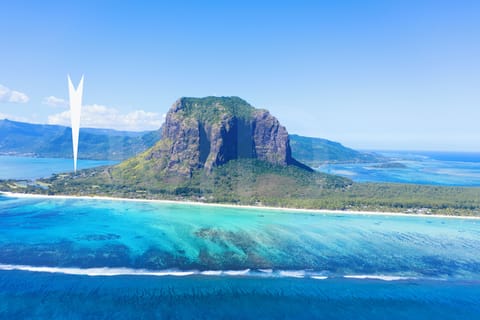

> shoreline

[{"left": 2, "top": 191, "right": 480, "bottom": 220}]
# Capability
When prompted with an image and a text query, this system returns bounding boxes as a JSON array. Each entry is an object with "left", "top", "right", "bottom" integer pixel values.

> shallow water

[
  {"left": 1, "top": 195, "right": 479, "bottom": 279},
  {"left": 0, "top": 155, "right": 118, "bottom": 180},
  {"left": 1, "top": 195, "right": 480, "bottom": 318},
  {"left": 317, "top": 151, "right": 480, "bottom": 186}
]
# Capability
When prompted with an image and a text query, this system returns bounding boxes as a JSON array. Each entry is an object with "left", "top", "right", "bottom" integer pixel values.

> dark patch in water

[
  {"left": 135, "top": 247, "right": 191, "bottom": 269},
  {"left": 0, "top": 242, "right": 131, "bottom": 268},
  {"left": 77, "top": 233, "right": 121, "bottom": 241},
  {"left": 194, "top": 228, "right": 256, "bottom": 250}
]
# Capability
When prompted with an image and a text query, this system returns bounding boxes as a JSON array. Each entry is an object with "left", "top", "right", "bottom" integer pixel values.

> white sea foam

[
  {"left": 224, "top": 269, "right": 250, "bottom": 276},
  {"left": 0, "top": 264, "right": 423, "bottom": 281},
  {"left": 279, "top": 270, "right": 305, "bottom": 278},
  {"left": 0, "top": 264, "right": 260, "bottom": 278},
  {"left": 344, "top": 275, "right": 414, "bottom": 281},
  {"left": 0, "top": 264, "right": 195, "bottom": 277},
  {"left": 200, "top": 270, "right": 222, "bottom": 276},
  {"left": 258, "top": 268, "right": 273, "bottom": 273}
]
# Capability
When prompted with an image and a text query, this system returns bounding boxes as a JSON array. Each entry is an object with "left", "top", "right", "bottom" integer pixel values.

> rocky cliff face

[{"left": 144, "top": 96, "right": 310, "bottom": 176}]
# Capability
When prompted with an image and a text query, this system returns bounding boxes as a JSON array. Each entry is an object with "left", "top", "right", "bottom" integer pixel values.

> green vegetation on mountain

[
  {"left": 179, "top": 96, "right": 256, "bottom": 123},
  {"left": 128, "top": 96, "right": 310, "bottom": 175},
  {"left": 25, "top": 158, "right": 348, "bottom": 201}
]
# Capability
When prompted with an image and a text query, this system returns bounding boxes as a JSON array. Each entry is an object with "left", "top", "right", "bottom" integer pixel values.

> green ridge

[{"left": 178, "top": 96, "right": 256, "bottom": 123}]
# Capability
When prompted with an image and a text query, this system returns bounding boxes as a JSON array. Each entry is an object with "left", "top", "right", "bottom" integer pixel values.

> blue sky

[{"left": 1, "top": 1, "right": 479, "bottom": 151}]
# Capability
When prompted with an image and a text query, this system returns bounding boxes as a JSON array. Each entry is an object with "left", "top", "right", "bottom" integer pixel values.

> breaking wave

[{"left": 0, "top": 264, "right": 423, "bottom": 281}]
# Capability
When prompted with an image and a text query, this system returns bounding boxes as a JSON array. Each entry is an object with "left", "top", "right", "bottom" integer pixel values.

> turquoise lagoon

[
  {"left": 0, "top": 155, "right": 118, "bottom": 180},
  {"left": 0, "top": 194, "right": 479, "bottom": 319},
  {"left": 317, "top": 151, "right": 480, "bottom": 186}
]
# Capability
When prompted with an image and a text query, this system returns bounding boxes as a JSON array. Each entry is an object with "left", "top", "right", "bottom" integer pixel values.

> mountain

[
  {"left": 0, "top": 119, "right": 378, "bottom": 165},
  {"left": 289, "top": 134, "right": 381, "bottom": 166},
  {"left": 36, "top": 97, "right": 350, "bottom": 201},
  {"left": 124, "top": 96, "right": 311, "bottom": 176},
  {"left": 0, "top": 119, "right": 160, "bottom": 160},
  {"left": 2, "top": 100, "right": 478, "bottom": 215},
  {"left": 0, "top": 119, "right": 65, "bottom": 156}
]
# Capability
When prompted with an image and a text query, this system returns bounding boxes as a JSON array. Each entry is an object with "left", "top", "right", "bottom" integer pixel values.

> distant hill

[
  {"left": 0, "top": 119, "right": 160, "bottom": 160},
  {"left": 289, "top": 134, "right": 381, "bottom": 166},
  {"left": 0, "top": 119, "right": 378, "bottom": 164}
]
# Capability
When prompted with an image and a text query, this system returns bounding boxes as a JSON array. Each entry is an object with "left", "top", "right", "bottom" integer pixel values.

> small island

[{"left": 369, "top": 162, "right": 408, "bottom": 169}]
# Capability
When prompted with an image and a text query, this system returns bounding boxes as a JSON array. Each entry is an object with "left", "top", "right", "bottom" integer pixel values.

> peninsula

[{"left": 1, "top": 96, "right": 480, "bottom": 216}]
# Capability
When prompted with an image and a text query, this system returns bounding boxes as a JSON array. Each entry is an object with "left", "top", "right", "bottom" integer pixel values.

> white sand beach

[{"left": 2, "top": 191, "right": 479, "bottom": 220}]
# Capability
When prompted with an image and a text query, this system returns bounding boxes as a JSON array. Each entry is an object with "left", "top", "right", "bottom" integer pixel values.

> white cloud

[
  {"left": 42, "top": 95, "right": 68, "bottom": 107},
  {"left": 0, "top": 86, "right": 8, "bottom": 99},
  {"left": 48, "top": 104, "right": 163, "bottom": 131},
  {"left": 9, "top": 91, "right": 29, "bottom": 103},
  {"left": 0, "top": 84, "right": 29, "bottom": 103}
]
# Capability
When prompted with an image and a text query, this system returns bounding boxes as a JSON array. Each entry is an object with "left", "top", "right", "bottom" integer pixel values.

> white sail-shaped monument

[{"left": 67, "top": 75, "right": 84, "bottom": 173}]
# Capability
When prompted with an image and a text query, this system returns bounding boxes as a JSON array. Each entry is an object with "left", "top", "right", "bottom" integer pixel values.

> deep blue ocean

[
  {"left": 317, "top": 151, "right": 480, "bottom": 186},
  {"left": 0, "top": 154, "right": 480, "bottom": 319}
]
